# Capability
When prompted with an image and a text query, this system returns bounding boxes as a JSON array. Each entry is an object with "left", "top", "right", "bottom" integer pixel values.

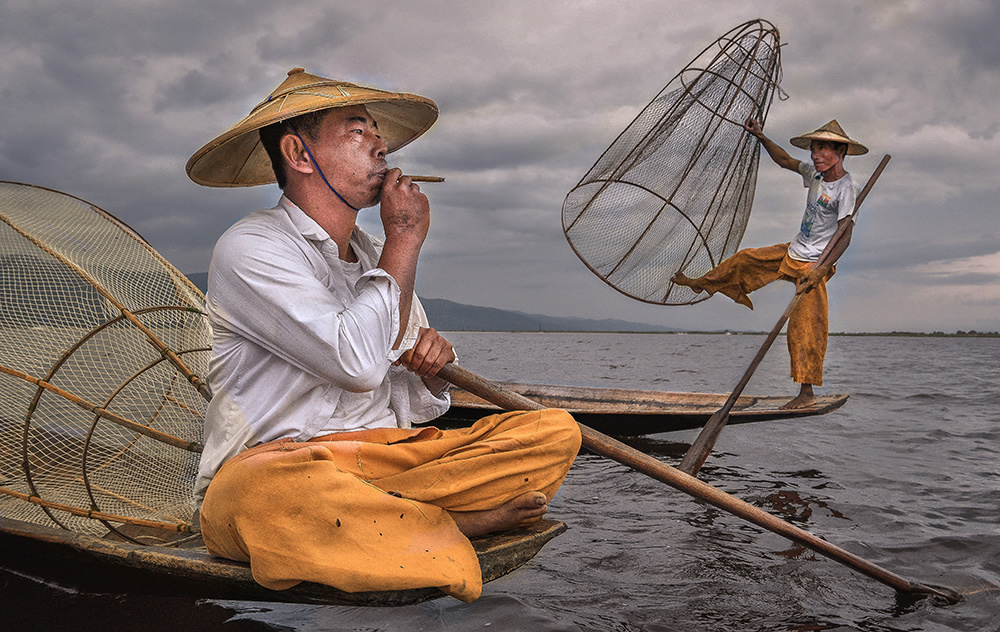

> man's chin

[{"left": 359, "top": 192, "right": 382, "bottom": 209}]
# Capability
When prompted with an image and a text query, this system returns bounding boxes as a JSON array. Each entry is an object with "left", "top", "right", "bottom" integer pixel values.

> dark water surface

[{"left": 3, "top": 333, "right": 998, "bottom": 631}]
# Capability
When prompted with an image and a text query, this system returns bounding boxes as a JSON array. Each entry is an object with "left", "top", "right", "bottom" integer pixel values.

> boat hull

[
  {"left": 0, "top": 515, "right": 565, "bottom": 606},
  {"left": 439, "top": 382, "right": 849, "bottom": 436}
]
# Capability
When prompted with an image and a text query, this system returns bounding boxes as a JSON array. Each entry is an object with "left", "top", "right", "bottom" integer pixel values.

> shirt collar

[
  {"left": 277, "top": 195, "right": 377, "bottom": 263},
  {"left": 278, "top": 195, "right": 331, "bottom": 243}
]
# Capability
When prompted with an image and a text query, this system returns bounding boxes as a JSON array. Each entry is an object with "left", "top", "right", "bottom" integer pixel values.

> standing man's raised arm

[{"left": 745, "top": 118, "right": 801, "bottom": 172}]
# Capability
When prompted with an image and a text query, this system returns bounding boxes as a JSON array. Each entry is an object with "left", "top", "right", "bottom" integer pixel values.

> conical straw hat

[
  {"left": 186, "top": 67, "right": 439, "bottom": 187},
  {"left": 789, "top": 120, "right": 868, "bottom": 155}
]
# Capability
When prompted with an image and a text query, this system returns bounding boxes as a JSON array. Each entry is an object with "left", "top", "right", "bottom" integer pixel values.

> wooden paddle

[
  {"left": 678, "top": 154, "right": 892, "bottom": 476},
  {"left": 437, "top": 361, "right": 960, "bottom": 604}
]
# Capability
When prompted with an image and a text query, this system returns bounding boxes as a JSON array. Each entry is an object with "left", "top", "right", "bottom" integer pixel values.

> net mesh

[
  {"left": 0, "top": 182, "right": 209, "bottom": 538},
  {"left": 562, "top": 20, "right": 783, "bottom": 305}
]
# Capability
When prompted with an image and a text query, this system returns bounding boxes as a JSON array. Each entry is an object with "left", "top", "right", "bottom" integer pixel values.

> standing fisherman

[{"left": 673, "top": 118, "right": 868, "bottom": 409}]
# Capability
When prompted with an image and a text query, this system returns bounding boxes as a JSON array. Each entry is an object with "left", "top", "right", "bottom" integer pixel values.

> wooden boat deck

[
  {"left": 0, "top": 515, "right": 566, "bottom": 606},
  {"left": 439, "top": 382, "right": 849, "bottom": 436}
]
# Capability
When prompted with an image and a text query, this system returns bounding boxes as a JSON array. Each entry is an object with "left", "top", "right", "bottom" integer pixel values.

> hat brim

[
  {"left": 790, "top": 132, "right": 868, "bottom": 156},
  {"left": 186, "top": 77, "right": 438, "bottom": 188}
]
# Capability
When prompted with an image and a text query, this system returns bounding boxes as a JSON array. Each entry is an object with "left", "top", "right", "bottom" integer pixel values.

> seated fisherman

[
  {"left": 185, "top": 68, "right": 581, "bottom": 602},
  {"left": 673, "top": 118, "right": 868, "bottom": 410}
]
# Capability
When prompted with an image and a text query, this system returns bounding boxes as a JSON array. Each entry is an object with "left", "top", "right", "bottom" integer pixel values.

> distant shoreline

[
  {"left": 441, "top": 330, "right": 1000, "bottom": 338},
  {"left": 183, "top": 276, "right": 998, "bottom": 339}
]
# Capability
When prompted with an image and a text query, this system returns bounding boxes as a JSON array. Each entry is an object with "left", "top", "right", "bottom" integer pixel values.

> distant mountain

[
  {"left": 184, "top": 273, "right": 672, "bottom": 333},
  {"left": 420, "top": 298, "right": 674, "bottom": 333}
]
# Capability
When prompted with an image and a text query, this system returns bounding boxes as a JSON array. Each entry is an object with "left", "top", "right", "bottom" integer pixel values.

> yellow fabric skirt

[{"left": 199, "top": 409, "right": 581, "bottom": 602}]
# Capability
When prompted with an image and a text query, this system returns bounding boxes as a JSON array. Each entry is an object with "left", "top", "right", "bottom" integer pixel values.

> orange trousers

[
  {"left": 199, "top": 409, "right": 581, "bottom": 602},
  {"left": 684, "top": 243, "right": 834, "bottom": 386}
]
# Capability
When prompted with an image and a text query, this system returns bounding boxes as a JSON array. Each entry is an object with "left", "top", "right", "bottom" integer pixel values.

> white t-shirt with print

[{"left": 787, "top": 162, "right": 859, "bottom": 262}]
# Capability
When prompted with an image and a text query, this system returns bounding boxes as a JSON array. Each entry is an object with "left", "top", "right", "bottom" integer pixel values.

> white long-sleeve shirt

[{"left": 194, "top": 196, "right": 449, "bottom": 500}]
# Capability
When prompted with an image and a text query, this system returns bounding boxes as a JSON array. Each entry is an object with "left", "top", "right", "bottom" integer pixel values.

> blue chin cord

[{"left": 288, "top": 124, "right": 360, "bottom": 212}]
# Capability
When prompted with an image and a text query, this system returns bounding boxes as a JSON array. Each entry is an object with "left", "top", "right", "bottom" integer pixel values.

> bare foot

[
  {"left": 448, "top": 491, "right": 549, "bottom": 538},
  {"left": 780, "top": 384, "right": 816, "bottom": 410},
  {"left": 671, "top": 271, "right": 704, "bottom": 294}
]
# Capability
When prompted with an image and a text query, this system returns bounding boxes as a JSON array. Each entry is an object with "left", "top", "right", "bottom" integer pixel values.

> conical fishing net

[
  {"left": 562, "top": 19, "right": 783, "bottom": 305},
  {"left": 0, "top": 182, "right": 209, "bottom": 540}
]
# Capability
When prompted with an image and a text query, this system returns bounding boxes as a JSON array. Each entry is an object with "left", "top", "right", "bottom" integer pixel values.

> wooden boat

[
  {"left": 439, "top": 382, "right": 849, "bottom": 436},
  {"left": 0, "top": 514, "right": 565, "bottom": 606}
]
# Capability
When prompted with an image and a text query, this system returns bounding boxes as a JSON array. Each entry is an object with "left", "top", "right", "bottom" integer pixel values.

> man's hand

[
  {"left": 380, "top": 168, "right": 430, "bottom": 246},
  {"left": 745, "top": 117, "right": 800, "bottom": 172},
  {"left": 397, "top": 327, "right": 455, "bottom": 378},
  {"left": 744, "top": 117, "right": 764, "bottom": 138},
  {"left": 796, "top": 264, "right": 829, "bottom": 295}
]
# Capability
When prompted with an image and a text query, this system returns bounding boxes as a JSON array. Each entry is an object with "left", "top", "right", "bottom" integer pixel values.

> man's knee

[
  {"left": 537, "top": 408, "right": 582, "bottom": 460},
  {"left": 481, "top": 407, "right": 581, "bottom": 460}
]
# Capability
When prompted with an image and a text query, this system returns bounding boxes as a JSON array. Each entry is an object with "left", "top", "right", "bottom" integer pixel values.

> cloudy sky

[{"left": 2, "top": 0, "right": 998, "bottom": 334}]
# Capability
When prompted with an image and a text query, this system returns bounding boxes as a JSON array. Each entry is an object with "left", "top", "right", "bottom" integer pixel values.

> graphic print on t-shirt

[{"left": 800, "top": 208, "right": 815, "bottom": 238}]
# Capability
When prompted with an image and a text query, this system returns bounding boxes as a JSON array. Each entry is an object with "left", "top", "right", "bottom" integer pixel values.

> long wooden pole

[
  {"left": 678, "top": 154, "right": 892, "bottom": 475},
  {"left": 437, "top": 361, "right": 960, "bottom": 604}
]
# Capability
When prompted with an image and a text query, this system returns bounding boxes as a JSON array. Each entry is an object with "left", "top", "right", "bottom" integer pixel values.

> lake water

[{"left": 4, "top": 332, "right": 998, "bottom": 631}]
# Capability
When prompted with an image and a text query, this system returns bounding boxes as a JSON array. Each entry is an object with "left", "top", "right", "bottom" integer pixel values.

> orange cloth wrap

[
  {"left": 681, "top": 243, "right": 833, "bottom": 386},
  {"left": 199, "top": 409, "right": 581, "bottom": 602}
]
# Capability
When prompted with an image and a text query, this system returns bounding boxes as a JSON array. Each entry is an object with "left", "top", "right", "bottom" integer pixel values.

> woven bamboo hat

[
  {"left": 186, "top": 67, "right": 439, "bottom": 187},
  {"left": 790, "top": 120, "right": 868, "bottom": 156}
]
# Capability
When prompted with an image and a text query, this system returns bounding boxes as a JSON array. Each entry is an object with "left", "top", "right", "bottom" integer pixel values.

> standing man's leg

[
  {"left": 672, "top": 243, "right": 790, "bottom": 309},
  {"left": 783, "top": 270, "right": 832, "bottom": 409}
]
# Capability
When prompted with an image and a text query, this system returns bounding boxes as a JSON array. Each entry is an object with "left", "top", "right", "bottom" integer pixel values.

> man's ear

[{"left": 280, "top": 133, "right": 314, "bottom": 176}]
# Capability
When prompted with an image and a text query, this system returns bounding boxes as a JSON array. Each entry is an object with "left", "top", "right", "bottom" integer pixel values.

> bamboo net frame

[
  {"left": 0, "top": 182, "right": 209, "bottom": 542},
  {"left": 562, "top": 19, "right": 784, "bottom": 305}
]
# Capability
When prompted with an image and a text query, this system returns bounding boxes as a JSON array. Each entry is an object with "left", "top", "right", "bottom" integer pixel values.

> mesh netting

[
  {"left": 562, "top": 19, "right": 783, "bottom": 305},
  {"left": 0, "top": 181, "right": 209, "bottom": 539}
]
